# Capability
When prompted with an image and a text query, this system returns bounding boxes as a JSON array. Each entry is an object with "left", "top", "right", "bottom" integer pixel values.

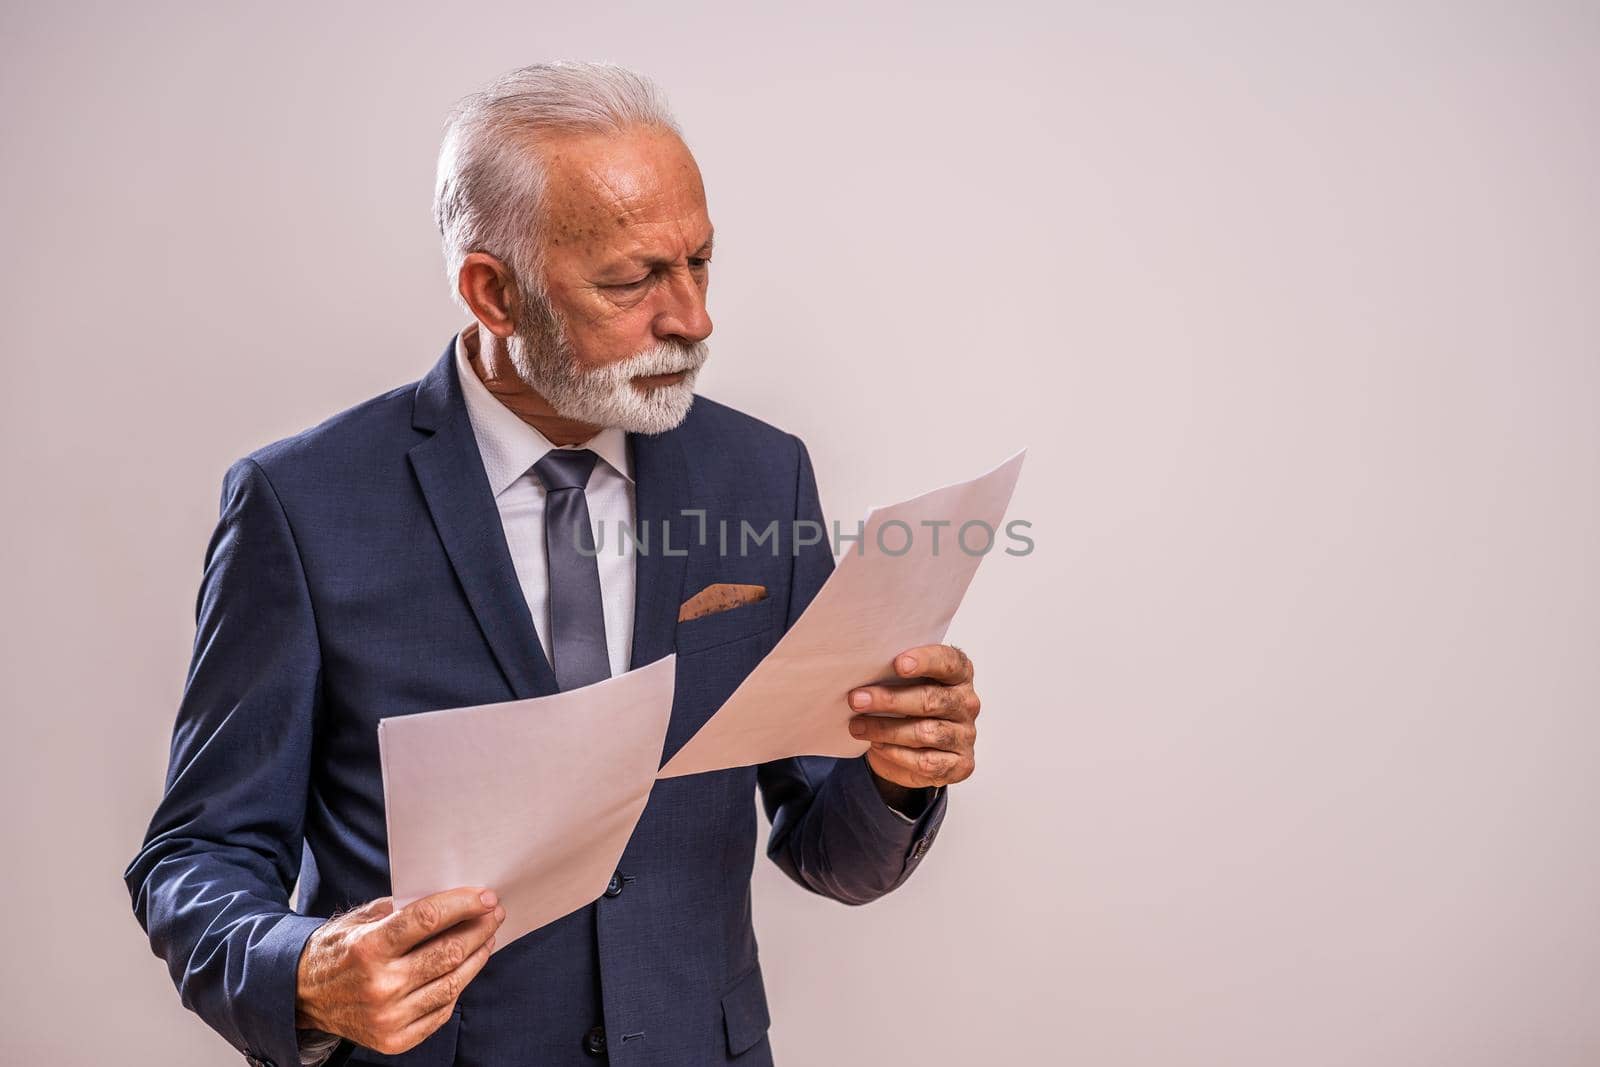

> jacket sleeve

[
  {"left": 755, "top": 435, "right": 950, "bottom": 906},
  {"left": 124, "top": 457, "right": 328, "bottom": 1067}
]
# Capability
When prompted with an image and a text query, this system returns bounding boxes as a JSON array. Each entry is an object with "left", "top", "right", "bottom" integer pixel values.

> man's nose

[{"left": 652, "top": 268, "right": 713, "bottom": 345}]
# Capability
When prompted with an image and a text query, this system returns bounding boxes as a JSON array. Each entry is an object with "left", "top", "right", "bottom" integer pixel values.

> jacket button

[
  {"left": 583, "top": 1024, "right": 607, "bottom": 1056},
  {"left": 604, "top": 871, "right": 624, "bottom": 898}
]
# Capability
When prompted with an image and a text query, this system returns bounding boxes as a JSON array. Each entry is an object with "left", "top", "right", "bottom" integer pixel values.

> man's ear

[{"left": 457, "top": 252, "right": 519, "bottom": 339}]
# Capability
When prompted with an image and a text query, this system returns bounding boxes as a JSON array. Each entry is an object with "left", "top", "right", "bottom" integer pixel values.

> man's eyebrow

[{"left": 595, "top": 231, "right": 715, "bottom": 277}]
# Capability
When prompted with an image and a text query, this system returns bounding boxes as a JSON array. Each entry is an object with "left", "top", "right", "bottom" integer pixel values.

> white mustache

[{"left": 613, "top": 341, "right": 709, "bottom": 380}]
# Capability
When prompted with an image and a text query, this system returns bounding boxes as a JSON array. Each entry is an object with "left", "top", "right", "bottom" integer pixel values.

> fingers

[
  {"left": 405, "top": 907, "right": 504, "bottom": 988},
  {"left": 851, "top": 713, "right": 974, "bottom": 751},
  {"left": 893, "top": 644, "right": 974, "bottom": 685},
  {"left": 867, "top": 742, "right": 974, "bottom": 787},
  {"left": 849, "top": 682, "right": 977, "bottom": 721},
  {"left": 323, "top": 893, "right": 504, "bottom": 1055},
  {"left": 376, "top": 886, "right": 499, "bottom": 957},
  {"left": 403, "top": 925, "right": 497, "bottom": 1019},
  {"left": 370, "top": 999, "right": 459, "bottom": 1058}
]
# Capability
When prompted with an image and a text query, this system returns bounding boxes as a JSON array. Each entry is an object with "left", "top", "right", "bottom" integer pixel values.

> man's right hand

[{"left": 295, "top": 886, "right": 506, "bottom": 1055}]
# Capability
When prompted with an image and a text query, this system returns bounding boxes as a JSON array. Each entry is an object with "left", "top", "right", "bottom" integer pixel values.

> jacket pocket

[
  {"left": 675, "top": 594, "right": 777, "bottom": 656},
  {"left": 721, "top": 963, "right": 772, "bottom": 1057}
]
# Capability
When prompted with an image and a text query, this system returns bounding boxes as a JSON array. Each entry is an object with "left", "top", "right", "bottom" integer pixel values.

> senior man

[{"left": 126, "top": 62, "right": 981, "bottom": 1067}]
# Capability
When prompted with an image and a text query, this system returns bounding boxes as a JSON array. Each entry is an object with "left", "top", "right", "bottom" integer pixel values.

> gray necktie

[{"left": 533, "top": 448, "right": 612, "bottom": 691}]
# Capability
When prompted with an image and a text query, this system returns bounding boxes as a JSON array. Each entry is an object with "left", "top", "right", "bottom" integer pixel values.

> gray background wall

[{"left": 2, "top": 2, "right": 1596, "bottom": 1064}]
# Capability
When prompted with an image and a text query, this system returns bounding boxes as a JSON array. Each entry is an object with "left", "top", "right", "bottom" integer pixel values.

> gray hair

[{"left": 433, "top": 61, "right": 682, "bottom": 307}]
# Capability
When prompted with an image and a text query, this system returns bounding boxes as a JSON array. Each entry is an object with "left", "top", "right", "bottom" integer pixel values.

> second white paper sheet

[
  {"left": 658, "top": 449, "right": 1026, "bottom": 779},
  {"left": 379, "top": 654, "right": 675, "bottom": 950}
]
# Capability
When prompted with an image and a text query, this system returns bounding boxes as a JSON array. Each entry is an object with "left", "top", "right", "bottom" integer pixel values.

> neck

[{"left": 468, "top": 327, "right": 604, "bottom": 446}]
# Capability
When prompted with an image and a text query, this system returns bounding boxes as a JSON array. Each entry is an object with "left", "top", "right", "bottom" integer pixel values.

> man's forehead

[{"left": 537, "top": 127, "right": 709, "bottom": 252}]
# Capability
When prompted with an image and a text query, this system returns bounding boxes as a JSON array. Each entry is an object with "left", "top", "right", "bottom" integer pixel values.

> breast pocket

[
  {"left": 673, "top": 594, "right": 779, "bottom": 656},
  {"left": 662, "top": 597, "right": 780, "bottom": 764}
]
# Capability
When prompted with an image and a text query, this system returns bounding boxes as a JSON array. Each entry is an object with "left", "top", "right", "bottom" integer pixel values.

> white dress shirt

[{"left": 453, "top": 323, "right": 637, "bottom": 678}]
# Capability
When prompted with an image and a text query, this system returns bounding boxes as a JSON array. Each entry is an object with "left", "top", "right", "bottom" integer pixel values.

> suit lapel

[
  {"left": 408, "top": 342, "right": 559, "bottom": 701},
  {"left": 628, "top": 426, "right": 692, "bottom": 671}
]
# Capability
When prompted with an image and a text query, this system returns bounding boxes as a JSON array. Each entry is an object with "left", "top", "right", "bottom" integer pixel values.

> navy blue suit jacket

[{"left": 125, "top": 342, "right": 948, "bottom": 1067}]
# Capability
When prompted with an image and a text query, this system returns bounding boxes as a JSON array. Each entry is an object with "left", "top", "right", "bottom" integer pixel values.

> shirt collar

[{"left": 453, "top": 323, "right": 634, "bottom": 497}]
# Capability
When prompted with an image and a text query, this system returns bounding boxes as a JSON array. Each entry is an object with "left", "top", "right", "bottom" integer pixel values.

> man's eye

[
  {"left": 605, "top": 276, "right": 651, "bottom": 291},
  {"left": 688, "top": 257, "right": 710, "bottom": 269}
]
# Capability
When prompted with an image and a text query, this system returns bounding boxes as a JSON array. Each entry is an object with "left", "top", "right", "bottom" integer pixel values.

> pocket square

[{"left": 678, "top": 583, "right": 768, "bottom": 623}]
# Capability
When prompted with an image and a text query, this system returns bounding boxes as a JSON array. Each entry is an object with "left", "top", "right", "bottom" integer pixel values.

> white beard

[{"left": 507, "top": 305, "right": 709, "bottom": 435}]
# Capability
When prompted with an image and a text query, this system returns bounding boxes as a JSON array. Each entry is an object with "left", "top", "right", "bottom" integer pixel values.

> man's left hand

[{"left": 848, "top": 644, "right": 980, "bottom": 791}]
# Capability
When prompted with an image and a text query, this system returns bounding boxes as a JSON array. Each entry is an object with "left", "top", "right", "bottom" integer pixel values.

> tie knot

[{"left": 533, "top": 448, "right": 600, "bottom": 492}]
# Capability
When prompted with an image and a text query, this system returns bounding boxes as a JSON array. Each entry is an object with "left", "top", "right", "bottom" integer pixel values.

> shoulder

[
  {"left": 236, "top": 379, "right": 421, "bottom": 489},
  {"left": 676, "top": 393, "right": 812, "bottom": 466},
  {"left": 671, "top": 393, "right": 828, "bottom": 516}
]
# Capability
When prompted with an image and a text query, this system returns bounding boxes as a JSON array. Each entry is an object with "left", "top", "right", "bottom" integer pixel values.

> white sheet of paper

[
  {"left": 658, "top": 449, "right": 1026, "bottom": 779},
  {"left": 379, "top": 654, "right": 675, "bottom": 949}
]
